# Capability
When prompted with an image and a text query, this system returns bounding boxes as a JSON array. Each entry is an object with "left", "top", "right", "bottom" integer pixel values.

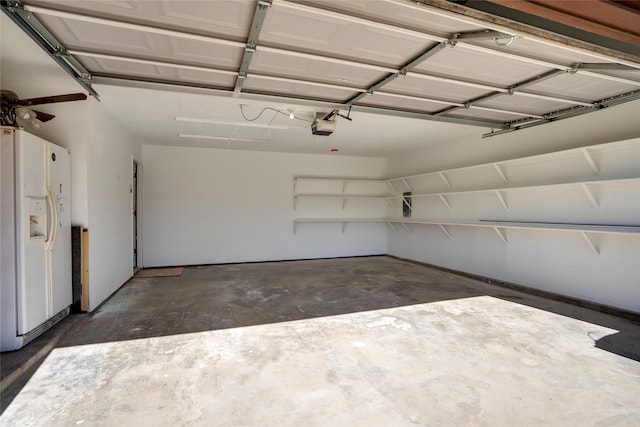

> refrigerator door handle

[
  {"left": 45, "top": 185, "right": 58, "bottom": 248},
  {"left": 44, "top": 188, "right": 54, "bottom": 244}
]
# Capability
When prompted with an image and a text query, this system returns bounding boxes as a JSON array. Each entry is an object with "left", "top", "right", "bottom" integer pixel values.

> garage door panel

[
  {"left": 385, "top": 76, "right": 490, "bottom": 103},
  {"left": 28, "top": 0, "right": 254, "bottom": 40},
  {"left": 243, "top": 76, "right": 357, "bottom": 102},
  {"left": 261, "top": 5, "right": 429, "bottom": 67},
  {"left": 250, "top": 50, "right": 384, "bottom": 88}
]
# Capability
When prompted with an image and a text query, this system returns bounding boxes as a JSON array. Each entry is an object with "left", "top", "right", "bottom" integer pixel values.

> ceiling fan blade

[
  {"left": 21, "top": 93, "right": 87, "bottom": 106},
  {"left": 33, "top": 110, "right": 56, "bottom": 122}
]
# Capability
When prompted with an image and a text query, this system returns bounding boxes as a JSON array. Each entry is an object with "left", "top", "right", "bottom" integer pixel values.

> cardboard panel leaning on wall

[
  {"left": 141, "top": 145, "right": 388, "bottom": 267},
  {"left": 86, "top": 100, "right": 142, "bottom": 311},
  {"left": 387, "top": 100, "right": 640, "bottom": 313}
]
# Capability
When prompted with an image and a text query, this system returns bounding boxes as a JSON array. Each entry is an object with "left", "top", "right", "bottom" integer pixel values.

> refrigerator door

[
  {"left": 1, "top": 128, "right": 19, "bottom": 350},
  {"left": 47, "top": 142, "right": 72, "bottom": 316},
  {"left": 15, "top": 131, "right": 49, "bottom": 335}
]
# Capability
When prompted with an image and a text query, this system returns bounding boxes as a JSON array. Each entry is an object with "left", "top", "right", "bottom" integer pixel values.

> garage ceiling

[{"left": 2, "top": 0, "right": 639, "bottom": 154}]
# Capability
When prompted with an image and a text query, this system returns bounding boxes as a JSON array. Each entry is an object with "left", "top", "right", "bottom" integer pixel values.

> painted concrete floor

[{"left": 1, "top": 256, "right": 639, "bottom": 426}]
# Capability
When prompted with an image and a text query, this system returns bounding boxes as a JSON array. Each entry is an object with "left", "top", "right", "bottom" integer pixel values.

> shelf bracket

[
  {"left": 341, "top": 222, "right": 347, "bottom": 233},
  {"left": 293, "top": 221, "right": 299, "bottom": 234},
  {"left": 438, "top": 172, "right": 452, "bottom": 188},
  {"left": 494, "top": 190, "right": 509, "bottom": 211},
  {"left": 581, "top": 148, "right": 600, "bottom": 175},
  {"left": 342, "top": 181, "right": 347, "bottom": 193},
  {"left": 293, "top": 178, "right": 299, "bottom": 193},
  {"left": 581, "top": 231, "right": 599, "bottom": 255},
  {"left": 438, "top": 194, "right": 452, "bottom": 209},
  {"left": 494, "top": 163, "right": 508, "bottom": 183},
  {"left": 402, "top": 197, "right": 413, "bottom": 211},
  {"left": 401, "top": 178, "right": 411, "bottom": 191},
  {"left": 293, "top": 195, "right": 298, "bottom": 210},
  {"left": 400, "top": 222, "right": 412, "bottom": 234},
  {"left": 342, "top": 198, "right": 347, "bottom": 210},
  {"left": 386, "top": 221, "right": 398, "bottom": 232},
  {"left": 438, "top": 224, "right": 452, "bottom": 239},
  {"left": 581, "top": 183, "right": 599, "bottom": 208},
  {"left": 493, "top": 227, "right": 508, "bottom": 245},
  {"left": 387, "top": 180, "right": 398, "bottom": 193}
]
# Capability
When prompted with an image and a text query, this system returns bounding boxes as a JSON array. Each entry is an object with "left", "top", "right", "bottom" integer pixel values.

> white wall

[
  {"left": 86, "top": 101, "right": 141, "bottom": 310},
  {"left": 387, "top": 101, "right": 640, "bottom": 313},
  {"left": 142, "top": 145, "right": 387, "bottom": 267}
]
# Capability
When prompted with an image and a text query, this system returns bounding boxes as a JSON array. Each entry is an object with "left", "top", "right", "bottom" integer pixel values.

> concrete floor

[{"left": 1, "top": 256, "right": 639, "bottom": 425}]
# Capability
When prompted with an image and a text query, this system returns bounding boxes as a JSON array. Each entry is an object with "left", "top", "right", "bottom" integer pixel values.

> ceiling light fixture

[
  {"left": 14, "top": 107, "right": 42, "bottom": 128},
  {"left": 178, "top": 134, "right": 269, "bottom": 143},
  {"left": 15, "top": 107, "right": 35, "bottom": 120},
  {"left": 176, "top": 117, "right": 290, "bottom": 129}
]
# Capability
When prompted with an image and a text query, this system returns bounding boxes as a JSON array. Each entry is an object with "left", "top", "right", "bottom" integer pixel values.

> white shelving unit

[
  {"left": 293, "top": 194, "right": 397, "bottom": 209},
  {"left": 293, "top": 176, "right": 395, "bottom": 209},
  {"left": 293, "top": 177, "right": 392, "bottom": 192},
  {"left": 388, "top": 177, "right": 640, "bottom": 212},
  {"left": 293, "top": 218, "right": 401, "bottom": 234},
  {"left": 293, "top": 138, "right": 640, "bottom": 256},
  {"left": 387, "top": 219, "right": 640, "bottom": 255},
  {"left": 387, "top": 138, "right": 640, "bottom": 192},
  {"left": 293, "top": 217, "right": 640, "bottom": 253}
]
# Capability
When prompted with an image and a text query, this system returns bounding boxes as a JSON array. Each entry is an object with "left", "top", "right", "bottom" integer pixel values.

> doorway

[{"left": 132, "top": 160, "right": 139, "bottom": 270}]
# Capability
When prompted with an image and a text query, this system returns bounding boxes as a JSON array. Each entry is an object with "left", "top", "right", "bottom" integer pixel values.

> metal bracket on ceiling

[
  {"left": 1, "top": 0, "right": 99, "bottom": 99},
  {"left": 234, "top": 0, "right": 272, "bottom": 95},
  {"left": 434, "top": 68, "right": 566, "bottom": 118},
  {"left": 2, "top": 0, "right": 22, "bottom": 12},
  {"left": 343, "top": 39, "right": 451, "bottom": 107},
  {"left": 341, "top": 29, "right": 517, "bottom": 114},
  {"left": 493, "top": 35, "right": 518, "bottom": 46},
  {"left": 577, "top": 63, "right": 639, "bottom": 71},
  {"left": 78, "top": 73, "right": 92, "bottom": 84},
  {"left": 483, "top": 89, "right": 640, "bottom": 137},
  {"left": 452, "top": 29, "right": 520, "bottom": 47},
  {"left": 454, "top": 30, "right": 507, "bottom": 41},
  {"left": 52, "top": 46, "right": 69, "bottom": 57}
]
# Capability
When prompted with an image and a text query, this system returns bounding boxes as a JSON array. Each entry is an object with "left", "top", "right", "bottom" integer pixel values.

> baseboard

[{"left": 387, "top": 255, "right": 640, "bottom": 321}]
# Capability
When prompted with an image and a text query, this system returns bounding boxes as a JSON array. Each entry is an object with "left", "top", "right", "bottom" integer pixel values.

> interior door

[{"left": 133, "top": 160, "right": 138, "bottom": 270}]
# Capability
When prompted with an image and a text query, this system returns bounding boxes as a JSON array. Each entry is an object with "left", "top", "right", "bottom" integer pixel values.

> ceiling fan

[{"left": 0, "top": 90, "right": 87, "bottom": 128}]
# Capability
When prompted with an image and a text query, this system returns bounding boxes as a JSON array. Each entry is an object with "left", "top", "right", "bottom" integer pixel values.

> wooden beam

[
  {"left": 81, "top": 229, "right": 90, "bottom": 312},
  {"left": 485, "top": 0, "right": 640, "bottom": 46}
]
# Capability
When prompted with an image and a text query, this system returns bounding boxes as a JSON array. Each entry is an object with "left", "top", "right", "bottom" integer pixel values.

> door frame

[{"left": 132, "top": 157, "right": 142, "bottom": 270}]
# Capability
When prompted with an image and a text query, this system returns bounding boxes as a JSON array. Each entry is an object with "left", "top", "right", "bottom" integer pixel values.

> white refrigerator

[{"left": 1, "top": 126, "right": 72, "bottom": 352}]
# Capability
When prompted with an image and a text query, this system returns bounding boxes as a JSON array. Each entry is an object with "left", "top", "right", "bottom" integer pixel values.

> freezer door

[
  {"left": 15, "top": 130, "right": 49, "bottom": 335},
  {"left": 47, "top": 142, "right": 72, "bottom": 315},
  {"left": 1, "top": 129, "right": 19, "bottom": 350}
]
